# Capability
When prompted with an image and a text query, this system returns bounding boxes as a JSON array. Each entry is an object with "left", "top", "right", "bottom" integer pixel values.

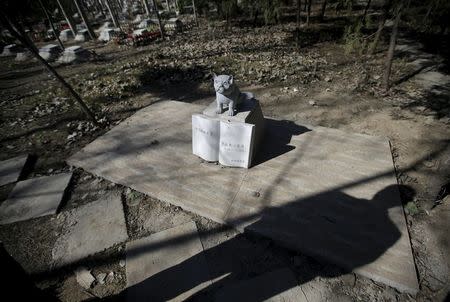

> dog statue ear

[{"left": 229, "top": 76, "right": 233, "bottom": 84}]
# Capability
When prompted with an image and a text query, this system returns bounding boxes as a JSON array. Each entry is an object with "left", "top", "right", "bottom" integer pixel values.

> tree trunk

[
  {"left": 74, "top": 0, "right": 96, "bottom": 39},
  {"left": 39, "top": 0, "right": 65, "bottom": 50},
  {"left": 319, "top": 0, "right": 327, "bottom": 21},
  {"left": 150, "top": 0, "right": 165, "bottom": 38},
  {"left": 296, "top": 0, "right": 301, "bottom": 47},
  {"left": 383, "top": 4, "right": 402, "bottom": 91},
  {"left": 362, "top": 0, "right": 372, "bottom": 24},
  {"left": 368, "top": 7, "right": 387, "bottom": 55},
  {"left": 306, "top": 0, "right": 312, "bottom": 26},
  {"left": 422, "top": 1, "right": 433, "bottom": 26},
  {"left": 56, "top": 0, "right": 77, "bottom": 36},
  {"left": 0, "top": 12, "right": 97, "bottom": 123},
  {"left": 96, "top": 0, "right": 106, "bottom": 17},
  {"left": 83, "top": 0, "right": 96, "bottom": 19},
  {"left": 192, "top": 0, "right": 198, "bottom": 26},
  {"left": 116, "top": 0, "right": 123, "bottom": 11},
  {"left": 253, "top": 9, "right": 259, "bottom": 27},
  {"left": 105, "top": 0, "right": 120, "bottom": 28},
  {"left": 142, "top": 0, "right": 151, "bottom": 17}
]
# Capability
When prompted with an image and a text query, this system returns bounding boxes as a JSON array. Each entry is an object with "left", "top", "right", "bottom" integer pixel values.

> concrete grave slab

[
  {"left": 126, "top": 221, "right": 211, "bottom": 302},
  {"left": 226, "top": 126, "right": 419, "bottom": 294},
  {"left": 52, "top": 192, "right": 128, "bottom": 268},
  {"left": 68, "top": 101, "right": 419, "bottom": 294},
  {"left": 0, "top": 173, "right": 72, "bottom": 225},
  {"left": 68, "top": 101, "right": 247, "bottom": 223},
  {"left": 215, "top": 268, "right": 305, "bottom": 302},
  {"left": 0, "top": 154, "right": 29, "bottom": 186}
]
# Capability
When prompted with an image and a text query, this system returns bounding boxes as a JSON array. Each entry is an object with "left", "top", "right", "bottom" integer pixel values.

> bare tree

[
  {"left": 142, "top": 0, "right": 151, "bottom": 16},
  {"left": 95, "top": 0, "right": 106, "bottom": 17},
  {"left": 192, "top": 0, "right": 198, "bottom": 26},
  {"left": 383, "top": 3, "right": 403, "bottom": 91},
  {"left": 368, "top": 1, "right": 390, "bottom": 55},
  {"left": 0, "top": 9, "right": 97, "bottom": 123},
  {"left": 105, "top": 0, "right": 120, "bottom": 28},
  {"left": 362, "top": 0, "right": 372, "bottom": 23},
  {"left": 150, "top": 0, "right": 165, "bottom": 38},
  {"left": 56, "top": 0, "right": 77, "bottom": 36},
  {"left": 115, "top": 0, "right": 123, "bottom": 11},
  {"left": 38, "top": 0, "right": 65, "bottom": 49},
  {"left": 296, "top": 0, "right": 301, "bottom": 47},
  {"left": 319, "top": 0, "right": 327, "bottom": 21},
  {"left": 306, "top": 0, "right": 312, "bottom": 26},
  {"left": 73, "top": 0, "right": 96, "bottom": 39}
]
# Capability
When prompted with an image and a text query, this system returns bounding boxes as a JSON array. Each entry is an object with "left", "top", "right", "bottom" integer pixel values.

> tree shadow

[
  {"left": 110, "top": 184, "right": 413, "bottom": 301},
  {"left": 0, "top": 114, "right": 83, "bottom": 144},
  {"left": 286, "top": 23, "right": 345, "bottom": 48},
  {"left": 137, "top": 66, "right": 212, "bottom": 103},
  {"left": 401, "top": 77, "right": 450, "bottom": 118}
]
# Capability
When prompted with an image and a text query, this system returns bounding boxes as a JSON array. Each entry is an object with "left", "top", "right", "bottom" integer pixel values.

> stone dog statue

[{"left": 213, "top": 74, "right": 244, "bottom": 116}]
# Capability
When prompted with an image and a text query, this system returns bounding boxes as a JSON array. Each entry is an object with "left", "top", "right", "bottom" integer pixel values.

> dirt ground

[{"left": 0, "top": 15, "right": 449, "bottom": 302}]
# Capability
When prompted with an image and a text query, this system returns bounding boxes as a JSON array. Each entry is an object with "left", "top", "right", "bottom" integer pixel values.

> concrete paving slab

[
  {"left": 0, "top": 173, "right": 72, "bottom": 225},
  {"left": 226, "top": 127, "right": 419, "bottom": 294},
  {"left": 68, "top": 101, "right": 247, "bottom": 223},
  {"left": 68, "top": 101, "right": 418, "bottom": 294},
  {"left": 215, "top": 268, "right": 305, "bottom": 302},
  {"left": 52, "top": 192, "right": 128, "bottom": 268},
  {"left": 0, "top": 154, "right": 29, "bottom": 186},
  {"left": 125, "top": 221, "right": 211, "bottom": 302}
]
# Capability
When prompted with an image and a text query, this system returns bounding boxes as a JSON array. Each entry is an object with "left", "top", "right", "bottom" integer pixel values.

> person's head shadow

[{"left": 102, "top": 184, "right": 414, "bottom": 302}]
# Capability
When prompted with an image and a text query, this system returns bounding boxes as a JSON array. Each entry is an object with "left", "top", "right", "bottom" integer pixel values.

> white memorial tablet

[
  {"left": 192, "top": 114, "right": 220, "bottom": 162},
  {"left": 219, "top": 121, "right": 255, "bottom": 168}
]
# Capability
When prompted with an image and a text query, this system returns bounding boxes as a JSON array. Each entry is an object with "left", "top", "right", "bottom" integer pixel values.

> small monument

[
  {"left": 98, "top": 28, "right": 117, "bottom": 42},
  {"left": 38, "top": 44, "right": 62, "bottom": 62},
  {"left": 75, "top": 29, "right": 90, "bottom": 42},
  {"left": 58, "top": 46, "right": 92, "bottom": 64},
  {"left": 1, "top": 44, "right": 21, "bottom": 57},
  {"left": 15, "top": 50, "right": 31, "bottom": 62},
  {"left": 59, "top": 29, "right": 74, "bottom": 42},
  {"left": 192, "top": 75, "right": 264, "bottom": 168}
]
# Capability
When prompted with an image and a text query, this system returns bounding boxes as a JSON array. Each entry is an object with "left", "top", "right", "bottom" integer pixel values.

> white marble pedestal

[{"left": 192, "top": 93, "right": 265, "bottom": 168}]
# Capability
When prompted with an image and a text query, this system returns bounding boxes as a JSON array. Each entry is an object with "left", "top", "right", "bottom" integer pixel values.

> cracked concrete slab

[
  {"left": 126, "top": 221, "right": 211, "bottom": 302},
  {"left": 0, "top": 154, "right": 29, "bottom": 186},
  {"left": 52, "top": 192, "right": 128, "bottom": 268},
  {"left": 0, "top": 173, "right": 72, "bottom": 225}
]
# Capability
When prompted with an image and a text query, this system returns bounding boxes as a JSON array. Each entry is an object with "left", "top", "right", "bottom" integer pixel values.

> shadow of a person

[{"left": 115, "top": 184, "right": 413, "bottom": 302}]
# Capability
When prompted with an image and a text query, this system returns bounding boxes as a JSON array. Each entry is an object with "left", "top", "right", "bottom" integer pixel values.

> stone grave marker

[{"left": 192, "top": 94, "right": 264, "bottom": 168}]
